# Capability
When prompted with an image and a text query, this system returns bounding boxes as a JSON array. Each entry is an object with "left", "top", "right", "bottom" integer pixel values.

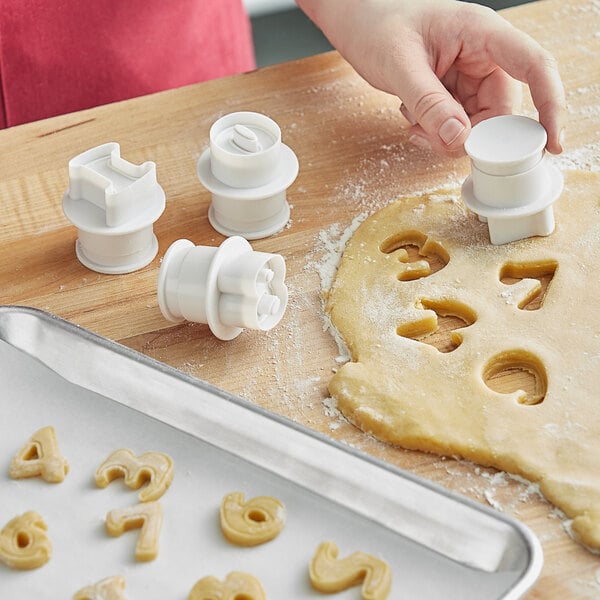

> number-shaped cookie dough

[
  {"left": 74, "top": 575, "right": 126, "bottom": 600},
  {"left": 309, "top": 541, "right": 391, "bottom": 600},
  {"left": 188, "top": 571, "right": 266, "bottom": 600},
  {"left": 0, "top": 511, "right": 52, "bottom": 570},
  {"left": 105, "top": 501, "right": 162, "bottom": 562},
  {"left": 95, "top": 448, "right": 174, "bottom": 502},
  {"left": 9, "top": 426, "right": 69, "bottom": 483},
  {"left": 220, "top": 491, "right": 285, "bottom": 546}
]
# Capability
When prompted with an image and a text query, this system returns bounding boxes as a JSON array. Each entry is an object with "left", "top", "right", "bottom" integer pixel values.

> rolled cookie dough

[{"left": 326, "top": 170, "right": 600, "bottom": 549}]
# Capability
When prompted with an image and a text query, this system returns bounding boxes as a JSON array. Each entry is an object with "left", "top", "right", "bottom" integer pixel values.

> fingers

[
  {"left": 470, "top": 10, "right": 566, "bottom": 153},
  {"left": 398, "top": 4, "right": 565, "bottom": 156},
  {"left": 398, "top": 49, "right": 471, "bottom": 155}
]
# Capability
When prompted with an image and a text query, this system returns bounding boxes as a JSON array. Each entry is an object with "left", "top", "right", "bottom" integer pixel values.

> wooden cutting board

[{"left": 0, "top": 0, "right": 598, "bottom": 596}]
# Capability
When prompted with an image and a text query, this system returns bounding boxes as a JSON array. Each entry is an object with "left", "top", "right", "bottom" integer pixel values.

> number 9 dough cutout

[{"left": 326, "top": 171, "right": 600, "bottom": 550}]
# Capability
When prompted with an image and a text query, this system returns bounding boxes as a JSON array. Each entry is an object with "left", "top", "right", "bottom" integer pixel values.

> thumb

[{"left": 399, "top": 61, "right": 470, "bottom": 155}]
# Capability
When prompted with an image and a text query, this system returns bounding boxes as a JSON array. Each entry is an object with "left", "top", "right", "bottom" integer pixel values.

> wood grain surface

[{"left": 1, "top": 0, "right": 598, "bottom": 596}]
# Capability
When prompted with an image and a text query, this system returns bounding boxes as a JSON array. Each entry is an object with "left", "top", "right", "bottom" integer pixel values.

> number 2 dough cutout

[
  {"left": 9, "top": 426, "right": 69, "bottom": 483},
  {"left": 326, "top": 171, "right": 600, "bottom": 550},
  {"left": 309, "top": 541, "right": 391, "bottom": 600}
]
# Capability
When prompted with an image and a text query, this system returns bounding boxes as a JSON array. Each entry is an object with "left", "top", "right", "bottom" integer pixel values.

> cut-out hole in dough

[
  {"left": 380, "top": 230, "right": 449, "bottom": 281},
  {"left": 16, "top": 532, "right": 31, "bottom": 549},
  {"left": 247, "top": 510, "right": 267, "bottom": 523},
  {"left": 483, "top": 350, "right": 547, "bottom": 405},
  {"left": 500, "top": 260, "right": 558, "bottom": 310},
  {"left": 23, "top": 447, "right": 39, "bottom": 461},
  {"left": 397, "top": 298, "right": 476, "bottom": 353}
]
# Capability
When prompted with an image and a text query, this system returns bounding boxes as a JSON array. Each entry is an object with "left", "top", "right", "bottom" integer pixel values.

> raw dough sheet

[{"left": 327, "top": 170, "right": 600, "bottom": 549}]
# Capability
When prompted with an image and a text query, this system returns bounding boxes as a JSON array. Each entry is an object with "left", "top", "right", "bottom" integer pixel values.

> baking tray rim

[{"left": 0, "top": 305, "right": 543, "bottom": 598}]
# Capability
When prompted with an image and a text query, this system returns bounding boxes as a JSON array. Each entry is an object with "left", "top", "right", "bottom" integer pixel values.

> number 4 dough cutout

[
  {"left": 9, "top": 426, "right": 69, "bottom": 483},
  {"left": 326, "top": 171, "right": 600, "bottom": 550}
]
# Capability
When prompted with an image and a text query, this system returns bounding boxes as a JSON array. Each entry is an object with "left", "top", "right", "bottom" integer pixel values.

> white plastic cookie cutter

[
  {"left": 197, "top": 111, "right": 299, "bottom": 240},
  {"left": 157, "top": 236, "right": 288, "bottom": 341},
  {"left": 461, "top": 115, "right": 563, "bottom": 245},
  {"left": 62, "top": 142, "right": 166, "bottom": 274}
]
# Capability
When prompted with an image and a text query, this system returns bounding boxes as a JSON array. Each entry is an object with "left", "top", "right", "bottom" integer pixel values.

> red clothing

[{"left": 0, "top": 1, "right": 255, "bottom": 128}]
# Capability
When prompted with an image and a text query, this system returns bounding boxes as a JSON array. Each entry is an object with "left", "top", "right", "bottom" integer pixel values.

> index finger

[{"left": 483, "top": 14, "right": 566, "bottom": 153}]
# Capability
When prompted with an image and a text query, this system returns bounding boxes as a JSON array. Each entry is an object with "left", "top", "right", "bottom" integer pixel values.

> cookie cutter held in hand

[{"left": 461, "top": 115, "right": 563, "bottom": 245}]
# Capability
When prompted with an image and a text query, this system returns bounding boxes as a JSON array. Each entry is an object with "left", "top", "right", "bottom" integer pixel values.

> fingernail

[
  {"left": 439, "top": 118, "right": 466, "bottom": 146},
  {"left": 409, "top": 134, "right": 432, "bottom": 151},
  {"left": 559, "top": 128, "right": 566, "bottom": 149}
]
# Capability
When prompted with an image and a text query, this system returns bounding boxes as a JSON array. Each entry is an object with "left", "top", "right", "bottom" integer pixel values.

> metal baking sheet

[{"left": 0, "top": 306, "right": 542, "bottom": 598}]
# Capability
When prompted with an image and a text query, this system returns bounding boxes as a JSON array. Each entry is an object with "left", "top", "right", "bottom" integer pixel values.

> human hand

[{"left": 297, "top": 0, "right": 565, "bottom": 157}]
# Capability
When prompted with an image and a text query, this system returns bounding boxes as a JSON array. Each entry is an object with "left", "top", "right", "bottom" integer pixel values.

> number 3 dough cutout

[
  {"left": 105, "top": 501, "right": 162, "bottom": 562},
  {"left": 74, "top": 575, "right": 126, "bottom": 600},
  {"left": 309, "top": 541, "right": 392, "bottom": 600},
  {"left": 326, "top": 172, "right": 600, "bottom": 550},
  {"left": 95, "top": 448, "right": 174, "bottom": 502},
  {"left": 9, "top": 426, "right": 69, "bottom": 483},
  {"left": 188, "top": 571, "right": 266, "bottom": 600},
  {"left": 220, "top": 491, "right": 286, "bottom": 546},
  {"left": 0, "top": 511, "right": 52, "bottom": 570}
]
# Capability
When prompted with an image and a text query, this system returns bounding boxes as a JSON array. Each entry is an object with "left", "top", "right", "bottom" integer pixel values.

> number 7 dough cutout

[{"left": 326, "top": 171, "right": 600, "bottom": 550}]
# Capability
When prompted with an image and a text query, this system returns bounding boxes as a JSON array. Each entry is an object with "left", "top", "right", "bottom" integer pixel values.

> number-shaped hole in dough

[
  {"left": 188, "top": 571, "right": 266, "bottom": 600},
  {"left": 0, "top": 511, "right": 52, "bottom": 570},
  {"left": 499, "top": 260, "right": 557, "bottom": 310},
  {"left": 397, "top": 298, "right": 476, "bottom": 353},
  {"left": 379, "top": 230, "right": 449, "bottom": 281},
  {"left": 309, "top": 541, "right": 391, "bottom": 600},
  {"left": 220, "top": 492, "right": 286, "bottom": 546},
  {"left": 483, "top": 350, "right": 548, "bottom": 405}
]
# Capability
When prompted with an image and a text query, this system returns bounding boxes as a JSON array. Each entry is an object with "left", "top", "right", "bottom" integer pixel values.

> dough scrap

[
  {"left": 95, "top": 448, "right": 174, "bottom": 502},
  {"left": 74, "top": 575, "right": 126, "bottom": 600},
  {"left": 309, "top": 541, "right": 391, "bottom": 600},
  {"left": 105, "top": 501, "right": 162, "bottom": 562},
  {"left": 0, "top": 511, "right": 52, "bottom": 570},
  {"left": 220, "top": 491, "right": 286, "bottom": 546},
  {"left": 188, "top": 571, "right": 266, "bottom": 600},
  {"left": 9, "top": 425, "right": 69, "bottom": 483},
  {"left": 326, "top": 171, "right": 600, "bottom": 549}
]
